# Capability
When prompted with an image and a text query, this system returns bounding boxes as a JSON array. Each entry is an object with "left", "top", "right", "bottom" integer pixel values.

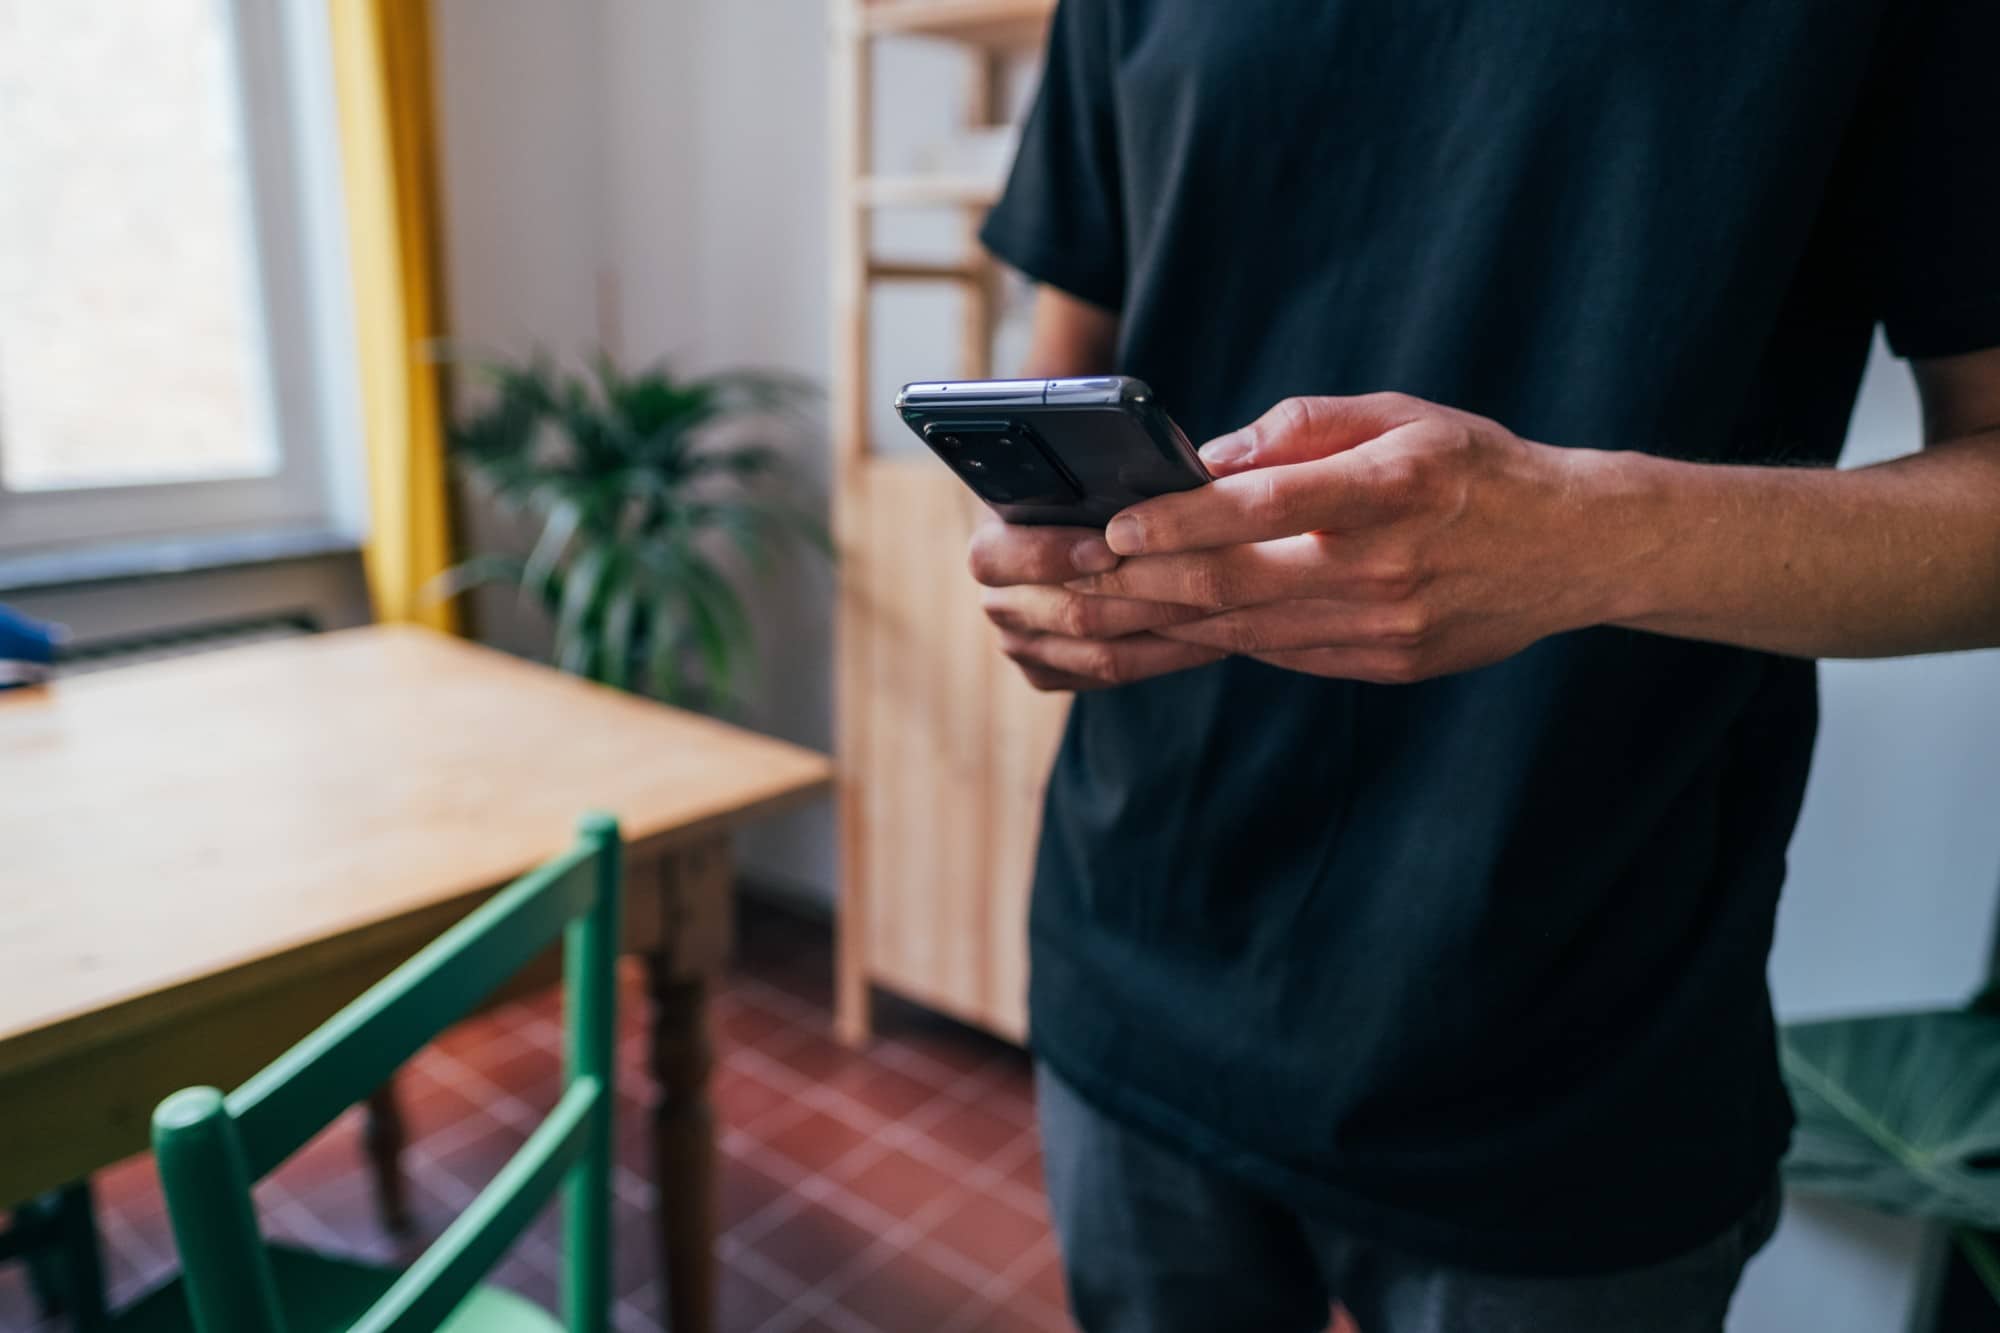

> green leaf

[
  {"left": 522, "top": 495, "right": 584, "bottom": 612},
  {"left": 554, "top": 544, "right": 612, "bottom": 678},
  {"left": 644, "top": 584, "right": 690, "bottom": 705},
  {"left": 676, "top": 553, "right": 756, "bottom": 710},
  {"left": 424, "top": 553, "right": 528, "bottom": 604},
  {"left": 1958, "top": 1230, "right": 2000, "bottom": 1306},
  {"left": 677, "top": 569, "right": 736, "bottom": 709},
  {"left": 1781, "top": 1009, "right": 2000, "bottom": 1228},
  {"left": 598, "top": 572, "right": 640, "bottom": 691}
]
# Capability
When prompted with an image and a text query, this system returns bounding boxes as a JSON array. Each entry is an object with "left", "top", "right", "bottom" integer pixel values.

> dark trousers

[{"left": 1036, "top": 1063, "right": 1780, "bottom": 1333}]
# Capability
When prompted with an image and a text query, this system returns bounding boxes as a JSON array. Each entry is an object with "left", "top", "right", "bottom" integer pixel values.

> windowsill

[{"left": 0, "top": 527, "right": 362, "bottom": 596}]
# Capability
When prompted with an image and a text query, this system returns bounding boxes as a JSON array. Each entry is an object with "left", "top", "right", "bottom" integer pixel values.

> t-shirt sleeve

[
  {"left": 1872, "top": 0, "right": 2000, "bottom": 360},
  {"left": 978, "top": 0, "right": 1125, "bottom": 311}
]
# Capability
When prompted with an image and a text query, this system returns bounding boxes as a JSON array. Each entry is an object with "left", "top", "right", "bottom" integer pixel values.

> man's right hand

[{"left": 968, "top": 512, "right": 1223, "bottom": 692}]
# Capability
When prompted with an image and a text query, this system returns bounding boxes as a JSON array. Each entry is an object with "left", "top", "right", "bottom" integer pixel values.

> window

[{"left": 0, "top": 0, "right": 358, "bottom": 556}]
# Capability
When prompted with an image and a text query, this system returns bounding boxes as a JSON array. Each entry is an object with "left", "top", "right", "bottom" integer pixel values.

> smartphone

[{"left": 895, "top": 376, "right": 1210, "bottom": 526}]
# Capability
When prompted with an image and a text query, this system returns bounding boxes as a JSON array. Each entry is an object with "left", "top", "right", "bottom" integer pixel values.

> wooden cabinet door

[{"left": 842, "top": 458, "right": 1067, "bottom": 1041}]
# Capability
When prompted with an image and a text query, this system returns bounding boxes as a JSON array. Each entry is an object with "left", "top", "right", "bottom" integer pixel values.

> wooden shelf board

[
  {"left": 868, "top": 258, "right": 985, "bottom": 283},
  {"left": 860, "top": 0, "right": 1055, "bottom": 50},
  {"left": 856, "top": 174, "right": 1001, "bottom": 209}
]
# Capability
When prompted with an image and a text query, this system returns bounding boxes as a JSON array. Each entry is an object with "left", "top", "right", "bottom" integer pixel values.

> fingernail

[
  {"left": 1200, "top": 438, "right": 1249, "bottom": 467},
  {"left": 1104, "top": 516, "right": 1144, "bottom": 555},
  {"left": 1070, "top": 537, "right": 1118, "bottom": 573}
]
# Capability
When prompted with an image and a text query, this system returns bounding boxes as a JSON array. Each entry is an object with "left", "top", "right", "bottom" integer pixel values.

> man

[{"left": 968, "top": 3, "right": 2000, "bottom": 1330}]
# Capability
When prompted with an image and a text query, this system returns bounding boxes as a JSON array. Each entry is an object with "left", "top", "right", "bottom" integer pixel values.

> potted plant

[{"left": 435, "top": 351, "right": 827, "bottom": 711}]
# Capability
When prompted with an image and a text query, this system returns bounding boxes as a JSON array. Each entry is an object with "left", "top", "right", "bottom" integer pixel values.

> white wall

[{"left": 433, "top": 10, "right": 2000, "bottom": 1324}]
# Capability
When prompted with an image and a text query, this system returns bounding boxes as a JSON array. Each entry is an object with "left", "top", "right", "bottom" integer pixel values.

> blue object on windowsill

[{"left": 0, "top": 603, "right": 67, "bottom": 689}]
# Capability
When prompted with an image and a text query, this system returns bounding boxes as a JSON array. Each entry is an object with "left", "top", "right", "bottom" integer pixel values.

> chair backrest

[{"left": 150, "top": 812, "right": 623, "bottom": 1333}]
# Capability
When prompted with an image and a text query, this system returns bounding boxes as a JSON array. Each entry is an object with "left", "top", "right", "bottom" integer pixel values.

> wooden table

[{"left": 0, "top": 626, "right": 832, "bottom": 1332}]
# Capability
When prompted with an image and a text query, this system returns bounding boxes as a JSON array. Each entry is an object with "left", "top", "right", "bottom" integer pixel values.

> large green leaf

[{"left": 1781, "top": 1008, "right": 2000, "bottom": 1228}]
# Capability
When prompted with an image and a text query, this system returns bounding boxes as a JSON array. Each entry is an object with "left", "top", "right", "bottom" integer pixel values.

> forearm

[
  {"left": 1019, "top": 284, "right": 1120, "bottom": 378},
  {"left": 1585, "top": 434, "right": 2000, "bottom": 658}
]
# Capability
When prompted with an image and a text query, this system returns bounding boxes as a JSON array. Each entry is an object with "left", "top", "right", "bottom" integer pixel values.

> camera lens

[
  {"left": 938, "top": 434, "right": 962, "bottom": 448},
  {"left": 963, "top": 457, "right": 988, "bottom": 472}
]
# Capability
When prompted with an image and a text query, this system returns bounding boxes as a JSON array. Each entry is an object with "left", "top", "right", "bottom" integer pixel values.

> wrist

[{"left": 1550, "top": 445, "right": 1678, "bottom": 630}]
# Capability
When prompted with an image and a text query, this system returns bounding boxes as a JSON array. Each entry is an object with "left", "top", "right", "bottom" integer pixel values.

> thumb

[{"left": 1198, "top": 394, "right": 1425, "bottom": 477}]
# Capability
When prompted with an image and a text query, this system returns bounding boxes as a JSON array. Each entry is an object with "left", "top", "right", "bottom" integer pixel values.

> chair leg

[
  {"left": 53, "top": 1183, "right": 107, "bottom": 1332},
  {"left": 20, "top": 1207, "right": 62, "bottom": 1318},
  {"left": 363, "top": 1082, "right": 413, "bottom": 1234},
  {"left": 19, "top": 1183, "right": 105, "bottom": 1329}
]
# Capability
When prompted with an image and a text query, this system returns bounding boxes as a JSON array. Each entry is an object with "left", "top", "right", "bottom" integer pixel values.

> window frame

[{"left": 0, "top": 0, "right": 363, "bottom": 556}]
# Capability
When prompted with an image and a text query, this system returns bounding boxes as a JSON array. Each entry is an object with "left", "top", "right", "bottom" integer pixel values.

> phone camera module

[{"left": 922, "top": 417, "right": 1080, "bottom": 507}]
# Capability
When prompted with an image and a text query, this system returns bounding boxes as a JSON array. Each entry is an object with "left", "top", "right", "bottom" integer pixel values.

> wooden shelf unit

[{"left": 830, "top": 0, "right": 1065, "bottom": 1046}]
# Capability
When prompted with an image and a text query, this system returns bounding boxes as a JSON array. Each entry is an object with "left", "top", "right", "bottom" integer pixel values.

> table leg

[{"left": 647, "top": 960, "right": 715, "bottom": 1333}]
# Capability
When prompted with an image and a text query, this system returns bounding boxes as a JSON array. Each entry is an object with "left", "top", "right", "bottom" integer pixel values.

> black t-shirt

[{"left": 979, "top": 0, "right": 2000, "bottom": 1275}]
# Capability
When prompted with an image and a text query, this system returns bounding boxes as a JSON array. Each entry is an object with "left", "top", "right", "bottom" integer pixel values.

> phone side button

[{"left": 1043, "top": 377, "right": 1123, "bottom": 405}]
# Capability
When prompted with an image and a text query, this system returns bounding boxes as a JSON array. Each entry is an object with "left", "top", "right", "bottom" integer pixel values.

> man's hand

[
  {"left": 965, "top": 285, "right": 1229, "bottom": 692},
  {"left": 1071, "top": 394, "right": 1626, "bottom": 684},
  {"left": 968, "top": 516, "right": 1225, "bottom": 691}
]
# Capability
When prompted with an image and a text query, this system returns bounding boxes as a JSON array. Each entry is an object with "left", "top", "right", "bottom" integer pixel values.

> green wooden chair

[{"left": 109, "top": 813, "right": 623, "bottom": 1333}]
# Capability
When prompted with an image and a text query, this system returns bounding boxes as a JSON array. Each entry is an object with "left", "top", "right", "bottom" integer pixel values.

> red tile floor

[{"left": 0, "top": 900, "right": 1070, "bottom": 1333}]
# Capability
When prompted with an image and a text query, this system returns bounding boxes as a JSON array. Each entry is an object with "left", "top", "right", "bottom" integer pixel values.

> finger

[
  {"left": 1107, "top": 424, "right": 1431, "bottom": 555},
  {"left": 1016, "top": 663, "right": 1108, "bottom": 693},
  {"left": 1071, "top": 534, "right": 1415, "bottom": 609},
  {"left": 967, "top": 514, "right": 1118, "bottom": 587},
  {"left": 996, "top": 629, "right": 1225, "bottom": 687},
  {"left": 1151, "top": 601, "right": 1427, "bottom": 654},
  {"left": 1195, "top": 393, "right": 1431, "bottom": 477},
  {"left": 1252, "top": 646, "right": 1423, "bottom": 685},
  {"left": 982, "top": 585, "right": 1208, "bottom": 640}
]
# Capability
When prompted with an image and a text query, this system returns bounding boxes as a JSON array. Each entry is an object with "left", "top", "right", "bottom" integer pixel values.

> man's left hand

[{"left": 1066, "top": 393, "right": 1635, "bottom": 684}]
